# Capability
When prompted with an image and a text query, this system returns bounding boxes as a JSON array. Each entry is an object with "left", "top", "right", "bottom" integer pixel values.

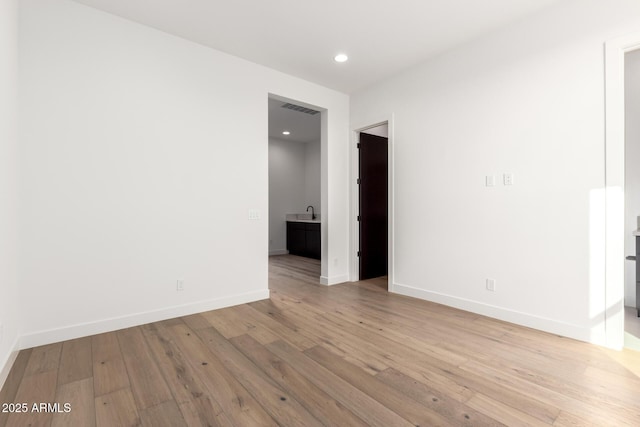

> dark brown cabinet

[
  {"left": 287, "top": 221, "right": 320, "bottom": 259},
  {"left": 636, "top": 236, "right": 640, "bottom": 316}
]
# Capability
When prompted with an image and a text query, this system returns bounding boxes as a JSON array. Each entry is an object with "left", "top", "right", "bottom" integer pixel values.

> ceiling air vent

[{"left": 281, "top": 103, "right": 320, "bottom": 115}]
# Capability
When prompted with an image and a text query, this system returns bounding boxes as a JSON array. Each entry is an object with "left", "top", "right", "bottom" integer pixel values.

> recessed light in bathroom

[
  {"left": 334, "top": 53, "right": 348, "bottom": 63},
  {"left": 282, "top": 131, "right": 290, "bottom": 135}
]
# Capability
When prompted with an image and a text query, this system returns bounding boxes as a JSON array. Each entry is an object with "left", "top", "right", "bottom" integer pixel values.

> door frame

[
  {"left": 350, "top": 115, "right": 394, "bottom": 289},
  {"left": 604, "top": 33, "right": 640, "bottom": 349}
]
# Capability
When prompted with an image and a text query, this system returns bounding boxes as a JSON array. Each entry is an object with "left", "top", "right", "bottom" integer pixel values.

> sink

[{"left": 286, "top": 213, "right": 320, "bottom": 223}]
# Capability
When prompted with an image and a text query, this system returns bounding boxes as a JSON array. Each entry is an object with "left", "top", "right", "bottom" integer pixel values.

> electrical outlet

[
  {"left": 486, "top": 278, "right": 496, "bottom": 292},
  {"left": 177, "top": 279, "right": 184, "bottom": 291}
]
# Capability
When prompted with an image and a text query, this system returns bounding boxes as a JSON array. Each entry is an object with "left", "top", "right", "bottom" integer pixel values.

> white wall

[
  {"left": 362, "top": 124, "right": 389, "bottom": 138},
  {"left": 18, "top": 0, "right": 349, "bottom": 348},
  {"left": 351, "top": 0, "right": 640, "bottom": 345},
  {"left": 0, "top": 0, "right": 21, "bottom": 387},
  {"left": 304, "top": 140, "right": 321, "bottom": 212},
  {"left": 269, "top": 138, "right": 321, "bottom": 255},
  {"left": 269, "top": 138, "right": 306, "bottom": 254},
  {"left": 624, "top": 49, "right": 640, "bottom": 308}
]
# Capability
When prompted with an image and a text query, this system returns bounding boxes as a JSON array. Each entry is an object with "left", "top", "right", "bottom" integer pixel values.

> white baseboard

[
  {"left": 393, "top": 283, "right": 592, "bottom": 344},
  {"left": 0, "top": 336, "right": 20, "bottom": 391},
  {"left": 19, "top": 289, "right": 270, "bottom": 350},
  {"left": 269, "top": 249, "right": 289, "bottom": 256},
  {"left": 320, "top": 274, "right": 350, "bottom": 286}
]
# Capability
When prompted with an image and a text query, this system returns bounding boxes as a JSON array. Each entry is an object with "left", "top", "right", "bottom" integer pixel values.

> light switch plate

[
  {"left": 486, "top": 279, "right": 496, "bottom": 292},
  {"left": 503, "top": 173, "right": 514, "bottom": 186},
  {"left": 486, "top": 175, "right": 496, "bottom": 187},
  {"left": 248, "top": 209, "right": 261, "bottom": 220}
]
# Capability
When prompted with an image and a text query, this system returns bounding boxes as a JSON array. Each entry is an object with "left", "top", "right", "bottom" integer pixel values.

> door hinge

[
  {"left": 357, "top": 143, "right": 361, "bottom": 148},
  {"left": 357, "top": 251, "right": 361, "bottom": 257},
  {"left": 357, "top": 215, "right": 361, "bottom": 221},
  {"left": 357, "top": 178, "right": 361, "bottom": 184}
]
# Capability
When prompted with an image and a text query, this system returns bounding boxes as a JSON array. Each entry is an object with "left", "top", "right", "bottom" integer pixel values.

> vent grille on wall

[{"left": 281, "top": 103, "right": 320, "bottom": 115}]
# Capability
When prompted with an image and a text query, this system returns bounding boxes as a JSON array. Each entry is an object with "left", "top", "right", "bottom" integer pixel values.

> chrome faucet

[{"left": 306, "top": 205, "right": 316, "bottom": 220}]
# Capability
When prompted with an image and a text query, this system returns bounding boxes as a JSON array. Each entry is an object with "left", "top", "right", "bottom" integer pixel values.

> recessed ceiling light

[
  {"left": 334, "top": 53, "right": 348, "bottom": 63},
  {"left": 282, "top": 131, "right": 290, "bottom": 135}
]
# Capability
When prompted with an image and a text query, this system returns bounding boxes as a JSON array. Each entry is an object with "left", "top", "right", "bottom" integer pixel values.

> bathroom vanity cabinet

[{"left": 286, "top": 221, "right": 320, "bottom": 260}]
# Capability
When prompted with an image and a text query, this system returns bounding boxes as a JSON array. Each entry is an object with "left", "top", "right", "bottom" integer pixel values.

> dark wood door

[{"left": 359, "top": 133, "right": 388, "bottom": 280}]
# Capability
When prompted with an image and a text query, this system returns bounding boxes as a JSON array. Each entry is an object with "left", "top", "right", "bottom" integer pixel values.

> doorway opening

[
  {"left": 623, "top": 48, "right": 640, "bottom": 351},
  {"left": 352, "top": 119, "right": 393, "bottom": 290},
  {"left": 267, "top": 94, "right": 324, "bottom": 287},
  {"left": 605, "top": 32, "right": 640, "bottom": 349}
]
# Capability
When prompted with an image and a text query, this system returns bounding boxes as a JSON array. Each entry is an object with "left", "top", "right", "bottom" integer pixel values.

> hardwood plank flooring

[
  {"left": 91, "top": 332, "right": 129, "bottom": 398},
  {"left": 57, "top": 337, "right": 92, "bottom": 387},
  {"left": 2, "top": 254, "right": 640, "bottom": 426},
  {"left": 51, "top": 378, "right": 95, "bottom": 427},
  {"left": 0, "top": 349, "right": 31, "bottom": 427},
  {"left": 94, "top": 388, "right": 140, "bottom": 427},
  {"left": 116, "top": 327, "right": 173, "bottom": 411}
]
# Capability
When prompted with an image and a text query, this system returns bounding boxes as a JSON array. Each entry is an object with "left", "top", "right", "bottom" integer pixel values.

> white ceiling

[
  {"left": 71, "top": 0, "right": 564, "bottom": 93},
  {"left": 268, "top": 98, "right": 320, "bottom": 144}
]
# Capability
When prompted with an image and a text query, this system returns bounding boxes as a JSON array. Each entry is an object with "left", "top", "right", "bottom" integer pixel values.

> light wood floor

[{"left": 2, "top": 255, "right": 640, "bottom": 426}]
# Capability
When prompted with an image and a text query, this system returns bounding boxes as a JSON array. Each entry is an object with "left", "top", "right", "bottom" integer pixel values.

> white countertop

[{"left": 286, "top": 213, "right": 321, "bottom": 223}]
